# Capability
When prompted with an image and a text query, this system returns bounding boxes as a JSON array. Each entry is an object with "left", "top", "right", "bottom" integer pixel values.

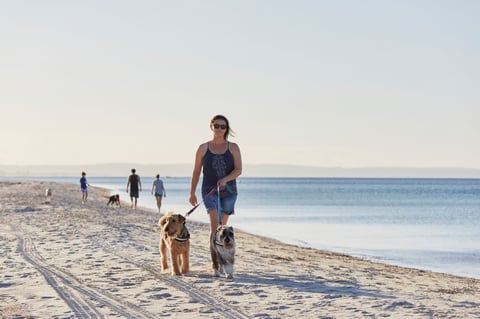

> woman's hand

[
  {"left": 217, "top": 178, "right": 227, "bottom": 188},
  {"left": 189, "top": 194, "right": 197, "bottom": 206}
]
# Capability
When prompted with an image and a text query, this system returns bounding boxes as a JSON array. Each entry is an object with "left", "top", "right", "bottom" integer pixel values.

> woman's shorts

[
  {"left": 203, "top": 193, "right": 237, "bottom": 215},
  {"left": 155, "top": 192, "right": 163, "bottom": 197}
]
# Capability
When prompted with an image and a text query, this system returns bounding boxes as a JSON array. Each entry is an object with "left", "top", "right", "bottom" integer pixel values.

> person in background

[
  {"left": 189, "top": 114, "right": 242, "bottom": 266},
  {"left": 151, "top": 174, "right": 166, "bottom": 213},
  {"left": 126, "top": 168, "right": 142, "bottom": 209},
  {"left": 80, "top": 171, "right": 89, "bottom": 204}
]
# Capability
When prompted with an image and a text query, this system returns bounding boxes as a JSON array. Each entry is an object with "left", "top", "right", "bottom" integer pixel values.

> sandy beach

[{"left": 1, "top": 181, "right": 479, "bottom": 318}]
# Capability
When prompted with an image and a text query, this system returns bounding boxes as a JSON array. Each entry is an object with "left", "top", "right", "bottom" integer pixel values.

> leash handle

[
  {"left": 185, "top": 203, "right": 201, "bottom": 217},
  {"left": 184, "top": 187, "right": 216, "bottom": 217},
  {"left": 217, "top": 185, "right": 222, "bottom": 226}
]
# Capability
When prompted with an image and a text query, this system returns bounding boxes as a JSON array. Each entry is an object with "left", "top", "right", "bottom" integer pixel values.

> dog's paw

[
  {"left": 226, "top": 273, "right": 234, "bottom": 279},
  {"left": 213, "top": 269, "right": 221, "bottom": 277}
]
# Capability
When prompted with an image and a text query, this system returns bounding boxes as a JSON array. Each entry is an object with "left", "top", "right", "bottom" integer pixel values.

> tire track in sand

[
  {"left": 18, "top": 236, "right": 157, "bottom": 319},
  {"left": 91, "top": 232, "right": 250, "bottom": 319},
  {"left": 18, "top": 236, "right": 102, "bottom": 318},
  {"left": 13, "top": 209, "right": 249, "bottom": 319}
]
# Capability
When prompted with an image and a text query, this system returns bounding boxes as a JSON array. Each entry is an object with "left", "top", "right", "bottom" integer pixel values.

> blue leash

[
  {"left": 184, "top": 185, "right": 224, "bottom": 225},
  {"left": 217, "top": 185, "right": 222, "bottom": 225}
]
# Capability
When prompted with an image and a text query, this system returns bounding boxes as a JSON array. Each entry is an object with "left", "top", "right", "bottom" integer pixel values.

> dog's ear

[
  {"left": 178, "top": 215, "right": 186, "bottom": 224},
  {"left": 158, "top": 216, "right": 167, "bottom": 227}
]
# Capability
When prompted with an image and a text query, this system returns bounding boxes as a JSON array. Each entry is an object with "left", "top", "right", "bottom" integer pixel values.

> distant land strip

[{"left": 1, "top": 164, "right": 480, "bottom": 178}]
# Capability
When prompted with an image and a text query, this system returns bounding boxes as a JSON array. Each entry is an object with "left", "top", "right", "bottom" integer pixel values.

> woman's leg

[
  {"left": 208, "top": 209, "right": 219, "bottom": 241},
  {"left": 156, "top": 196, "right": 163, "bottom": 212},
  {"left": 223, "top": 214, "right": 230, "bottom": 225}
]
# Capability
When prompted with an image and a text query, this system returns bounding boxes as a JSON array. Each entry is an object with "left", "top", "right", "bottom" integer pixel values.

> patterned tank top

[{"left": 201, "top": 142, "right": 237, "bottom": 198}]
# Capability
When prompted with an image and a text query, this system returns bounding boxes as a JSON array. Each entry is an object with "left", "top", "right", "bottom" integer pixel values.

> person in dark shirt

[
  {"left": 126, "top": 168, "right": 142, "bottom": 209},
  {"left": 189, "top": 114, "right": 242, "bottom": 264}
]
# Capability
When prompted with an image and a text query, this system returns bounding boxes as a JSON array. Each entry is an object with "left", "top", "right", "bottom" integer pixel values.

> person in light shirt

[{"left": 151, "top": 174, "right": 166, "bottom": 213}]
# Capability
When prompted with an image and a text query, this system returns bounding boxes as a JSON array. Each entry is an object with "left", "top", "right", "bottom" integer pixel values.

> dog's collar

[
  {"left": 175, "top": 227, "right": 190, "bottom": 242},
  {"left": 213, "top": 230, "right": 224, "bottom": 246}
]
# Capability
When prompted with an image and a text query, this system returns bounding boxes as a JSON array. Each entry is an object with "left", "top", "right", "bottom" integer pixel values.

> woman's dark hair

[{"left": 210, "top": 114, "right": 235, "bottom": 140}]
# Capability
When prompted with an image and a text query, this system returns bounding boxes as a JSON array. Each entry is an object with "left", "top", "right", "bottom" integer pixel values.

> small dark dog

[
  {"left": 107, "top": 194, "right": 120, "bottom": 207},
  {"left": 210, "top": 225, "right": 236, "bottom": 279}
]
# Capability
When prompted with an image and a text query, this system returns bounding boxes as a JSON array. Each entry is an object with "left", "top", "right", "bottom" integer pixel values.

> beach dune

[{"left": 1, "top": 181, "right": 479, "bottom": 318}]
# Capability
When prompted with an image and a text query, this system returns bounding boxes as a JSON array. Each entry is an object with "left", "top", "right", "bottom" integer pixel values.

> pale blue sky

[{"left": 1, "top": 1, "right": 479, "bottom": 168}]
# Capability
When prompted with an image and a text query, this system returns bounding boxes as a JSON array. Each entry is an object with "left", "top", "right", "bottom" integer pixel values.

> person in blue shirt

[
  {"left": 151, "top": 174, "right": 166, "bottom": 213},
  {"left": 80, "top": 172, "right": 89, "bottom": 204}
]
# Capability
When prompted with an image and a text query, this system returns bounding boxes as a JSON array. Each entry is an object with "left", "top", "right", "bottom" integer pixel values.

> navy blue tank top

[{"left": 201, "top": 143, "right": 237, "bottom": 198}]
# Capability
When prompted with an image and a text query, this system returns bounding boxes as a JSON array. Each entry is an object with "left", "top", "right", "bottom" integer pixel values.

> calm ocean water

[{"left": 3, "top": 176, "right": 480, "bottom": 279}]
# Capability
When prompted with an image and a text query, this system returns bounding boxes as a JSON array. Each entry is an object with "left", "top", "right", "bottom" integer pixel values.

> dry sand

[{"left": 1, "top": 181, "right": 479, "bottom": 319}]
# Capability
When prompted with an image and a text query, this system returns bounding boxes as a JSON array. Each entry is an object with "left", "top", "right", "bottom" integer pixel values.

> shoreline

[
  {"left": 1, "top": 181, "right": 480, "bottom": 318},
  {"left": 4, "top": 175, "right": 479, "bottom": 280}
]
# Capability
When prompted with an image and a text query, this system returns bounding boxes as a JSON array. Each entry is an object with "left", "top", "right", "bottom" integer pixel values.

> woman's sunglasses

[{"left": 213, "top": 124, "right": 227, "bottom": 130}]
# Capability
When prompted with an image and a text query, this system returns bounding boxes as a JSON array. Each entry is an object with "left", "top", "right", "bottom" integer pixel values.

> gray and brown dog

[
  {"left": 158, "top": 212, "right": 190, "bottom": 276},
  {"left": 211, "top": 225, "right": 236, "bottom": 279}
]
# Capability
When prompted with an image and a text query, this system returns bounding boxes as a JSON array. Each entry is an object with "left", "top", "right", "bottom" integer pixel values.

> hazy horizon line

[{"left": 1, "top": 163, "right": 480, "bottom": 178}]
